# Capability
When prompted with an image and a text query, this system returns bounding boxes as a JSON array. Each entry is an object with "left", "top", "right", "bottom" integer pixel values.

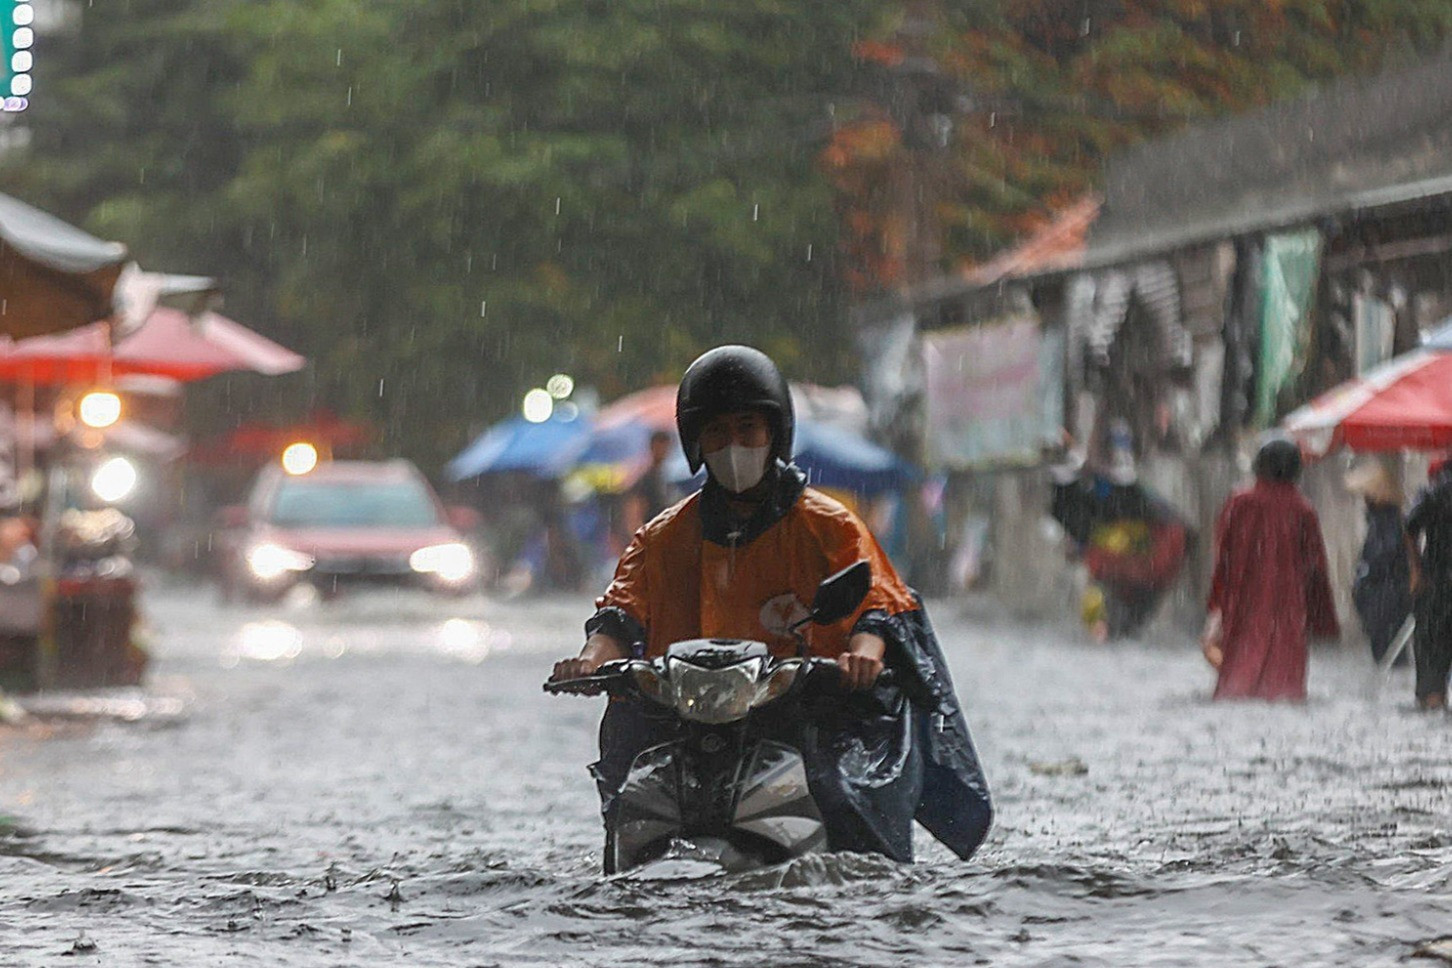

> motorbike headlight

[
  {"left": 409, "top": 542, "right": 475, "bottom": 583},
  {"left": 667, "top": 657, "right": 763, "bottom": 724},
  {"left": 754, "top": 659, "right": 803, "bottom": 708},
  {"left": 91, "top": 457, "right": 138, "bottom": 504},
  {"left": 246, "top": 542, "right": 315, "bottom": 581}
]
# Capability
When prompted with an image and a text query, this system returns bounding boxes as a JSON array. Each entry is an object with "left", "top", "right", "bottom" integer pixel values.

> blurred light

[
  {"left": 555, "top": 400, "right": 580, "bottom": 422},
  {"left": 13, "top": 5, "right": 33, "bottom": 25},
  {"left": 281, "top": 441, "right": 319, "bottom": 476},
  {"left": 546, "top": 373, "right": 575, "bottom": 399},
  {"left": 13, "top": 27, "right": 32, "bottom": 49},
  {"left": 91, "top": 457, "right": 137, "bottom": 503},
  {"left": 12, "top": 52, "right": 31, "bottom": 72},
  {"left": 437, "top": 618, "right": 491, "bottom": 663},
  {"left": 10, "top": 74, "right": 28, "bottom": 97},
  {"left": 235, "top": 621, "right": 304, "bottom": 663},
  {"left": 78, "top": 390, "right": 122, "bottom": 429},
  {"left": 522, "top": 388, "right": 553, "bottom": 423},
  {"left": 409, "top": 542, "right": 475, "bottom": 583}
]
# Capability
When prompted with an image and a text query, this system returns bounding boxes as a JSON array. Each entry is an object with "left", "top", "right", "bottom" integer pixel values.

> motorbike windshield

[{"left": 668, "top": 657, "right": 762, "bottom": 724}]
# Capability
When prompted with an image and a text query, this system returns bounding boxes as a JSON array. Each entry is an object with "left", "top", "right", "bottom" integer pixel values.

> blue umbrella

[
  {"left": 663, "top": 419, "right": 916, "bottom": 497},
  {"left": 792, "top": 420, "right": 919, "bottom": 496},
  {"left": 445, "top": 411, "right": 592, "bottom": 481}
]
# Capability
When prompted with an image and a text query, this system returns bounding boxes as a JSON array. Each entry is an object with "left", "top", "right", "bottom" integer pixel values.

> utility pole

[{"left": 850, "top": 1, "right": 956, "bottom": 460}]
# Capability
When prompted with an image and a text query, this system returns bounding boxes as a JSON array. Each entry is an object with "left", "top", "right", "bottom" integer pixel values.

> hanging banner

[
  {"left": 1255, "top": 228, "right": 1322, "bottom": 426},
  {"left": 923, "top": 316, "right": 1062, "bottom": 469}
]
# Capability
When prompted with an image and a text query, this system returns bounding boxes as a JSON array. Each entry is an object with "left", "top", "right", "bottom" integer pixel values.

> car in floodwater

[{"left": 216, "top": 458, "right": 479, "bottom": 602}]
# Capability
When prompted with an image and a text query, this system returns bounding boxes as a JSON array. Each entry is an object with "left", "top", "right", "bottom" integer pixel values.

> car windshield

[{"left": 268, "top": 480, "right": 440, "bottom": 529}]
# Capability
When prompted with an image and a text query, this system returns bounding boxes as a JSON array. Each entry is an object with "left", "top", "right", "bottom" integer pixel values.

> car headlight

[
  {"left": 409, "top": 542, "right": 475, "bottom": 583},
  {"left": 246, "top": 542, "right": 315, "bottom": 581},
  {"left": 667, "top": 656, "right": 762, "bottom": 724}
]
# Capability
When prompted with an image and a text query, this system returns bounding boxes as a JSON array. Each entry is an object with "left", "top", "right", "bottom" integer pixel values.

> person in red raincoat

[{"left": 1202, "top": 436, "right": 1340, "bottom": 701}]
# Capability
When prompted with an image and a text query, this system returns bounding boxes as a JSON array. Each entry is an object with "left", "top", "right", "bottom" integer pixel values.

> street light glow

[
  {"left": 78, "top": 390, "right": 122, "bottom": 429},
  {"left": 281, "top": 441, "right": 319, "bottom": 475},
  {"left": 546, "top": 374, "right": 575, "bottom": 399},
  {"left": 522, "top": 388, "right": 554, "bottom": 423}
]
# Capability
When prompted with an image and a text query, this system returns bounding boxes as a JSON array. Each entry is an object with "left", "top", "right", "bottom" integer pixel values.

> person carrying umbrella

[
  {"left": 1346, "top": 459, "right": 1412, "bottom": 666},
  {"left": 1405, "top": 453, "right": 1452, "bottom": 710}
]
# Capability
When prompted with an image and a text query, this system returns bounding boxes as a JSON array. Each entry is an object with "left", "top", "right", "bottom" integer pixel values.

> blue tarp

[{"left": 446, "top": 412, "right": 592, "bottom": 481}]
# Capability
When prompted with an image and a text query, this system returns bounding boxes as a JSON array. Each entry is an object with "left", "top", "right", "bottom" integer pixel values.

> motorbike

[{"left": 545, "top": 560, "right": 877, "bottom": 874}]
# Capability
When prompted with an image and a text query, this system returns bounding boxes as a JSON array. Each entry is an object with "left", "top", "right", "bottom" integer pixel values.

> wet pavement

[{"left": 1, "top": 579, "right": 1449, "bottom": 966}]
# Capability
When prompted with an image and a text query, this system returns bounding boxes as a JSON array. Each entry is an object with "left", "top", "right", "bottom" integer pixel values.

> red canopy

[
  {"left": 0, "top": 307, "right": 305, "bottom": 383},
  {"left": 187, "top": 412, "right": 376, "bottom": 466},
  {"left": 1283, "top": 349, "right": 1452, "bottom": 455}
]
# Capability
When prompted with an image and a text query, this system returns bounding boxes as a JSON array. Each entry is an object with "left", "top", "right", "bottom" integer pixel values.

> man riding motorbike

[{"left": 550, "top": 345, "right": 992, "bottom": 863}]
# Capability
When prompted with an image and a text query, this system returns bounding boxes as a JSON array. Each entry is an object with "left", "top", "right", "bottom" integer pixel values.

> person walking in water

[
  {"left": 1346, "top": 459, "right": 1411, "bottom": 666},
  {"left": 1202, "top": 436, "right": 1339, "bottom": 701}
]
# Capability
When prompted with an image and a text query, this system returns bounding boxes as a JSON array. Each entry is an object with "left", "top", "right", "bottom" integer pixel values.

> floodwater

[{"left": 1, "top": 580, "right": 1449, "bottom": 966}]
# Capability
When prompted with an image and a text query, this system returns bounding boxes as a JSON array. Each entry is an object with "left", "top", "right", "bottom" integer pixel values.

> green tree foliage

[{"left": 10, "top": 0, "right": 880, "bottom": 468}]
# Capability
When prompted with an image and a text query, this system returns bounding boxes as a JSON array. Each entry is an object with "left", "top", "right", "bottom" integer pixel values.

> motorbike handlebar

[
  {"left": 542, "top": 657, "right": 895, "bottom": 697},
  {"left": 542, "top": 659, "right": 636, "bottom": 697}
]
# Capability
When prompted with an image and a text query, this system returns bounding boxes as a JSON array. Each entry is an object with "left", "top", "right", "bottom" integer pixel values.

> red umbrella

[
  {"left": 1283, "top": 345, "right": 1452, "bottom": 455},
  {"left": 0, "top": 307, "right": 304, "bottom": 383}
]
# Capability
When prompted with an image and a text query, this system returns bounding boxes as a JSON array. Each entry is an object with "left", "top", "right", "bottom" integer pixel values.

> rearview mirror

[{"left": 810, "top": 560, "right": 871, "bottom": 626}]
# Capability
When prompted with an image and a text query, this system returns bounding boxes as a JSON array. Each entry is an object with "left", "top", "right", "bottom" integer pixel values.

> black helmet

[
  {"left": 1253, "top": 434, "right": 1302, "bottom": 483},
  {"left": 676, "top": 345, "right": 794, "bottom": 473}
]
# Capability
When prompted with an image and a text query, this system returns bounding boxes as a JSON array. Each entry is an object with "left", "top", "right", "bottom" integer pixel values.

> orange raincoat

[
  {"left": 585, "top": 464, "right": 992, "bottom": 862},
  {"left": 592, "top": 480, "right": 917, "bottom": 658}
]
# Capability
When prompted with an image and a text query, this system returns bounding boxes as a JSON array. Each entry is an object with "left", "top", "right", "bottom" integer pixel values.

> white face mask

[{"left": 704, "top": 443, "right": 771, "bottom": 494}]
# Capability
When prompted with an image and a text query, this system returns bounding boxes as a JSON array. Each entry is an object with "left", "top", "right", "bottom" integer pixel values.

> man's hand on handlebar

[
  {"left": 837, "top": 632, "right": 886, "bottom": 690},
  {"left": 550, "top": 632, "right": 630, "bottom": 682}
]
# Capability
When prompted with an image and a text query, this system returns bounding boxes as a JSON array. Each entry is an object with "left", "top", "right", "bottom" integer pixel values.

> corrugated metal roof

[{"left": 1087, "top": 48, "right": 1452, "bottom": 269}]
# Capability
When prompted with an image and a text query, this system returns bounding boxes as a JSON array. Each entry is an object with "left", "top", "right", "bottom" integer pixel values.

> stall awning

[{"left": 0, "top": 192, "right": 130, "bottom": 339}]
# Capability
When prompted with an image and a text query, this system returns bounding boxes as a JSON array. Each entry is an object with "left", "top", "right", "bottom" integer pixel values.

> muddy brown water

[{"left": 1, "top": 582, "right": 1449, "bottom": 965}]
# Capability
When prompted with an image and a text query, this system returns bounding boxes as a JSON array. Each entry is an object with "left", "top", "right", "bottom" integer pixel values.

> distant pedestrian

[
  {"left": 621, "top": 429, "right": 676, "bottom": 536},
  {"left": 1405, "top": 454, "right": 1452, "bottom": 710},
  {"left": 1346, "top": 460, "right": 1411, "bottom": 665},
  {"left": 1202, "top": 436, "right": 1339, "bottom": 701}
]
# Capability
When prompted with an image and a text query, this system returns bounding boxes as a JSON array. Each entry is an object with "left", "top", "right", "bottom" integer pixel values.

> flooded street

[{"left": 2, "top": 580, "right": 1450, "bottom": 966}]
